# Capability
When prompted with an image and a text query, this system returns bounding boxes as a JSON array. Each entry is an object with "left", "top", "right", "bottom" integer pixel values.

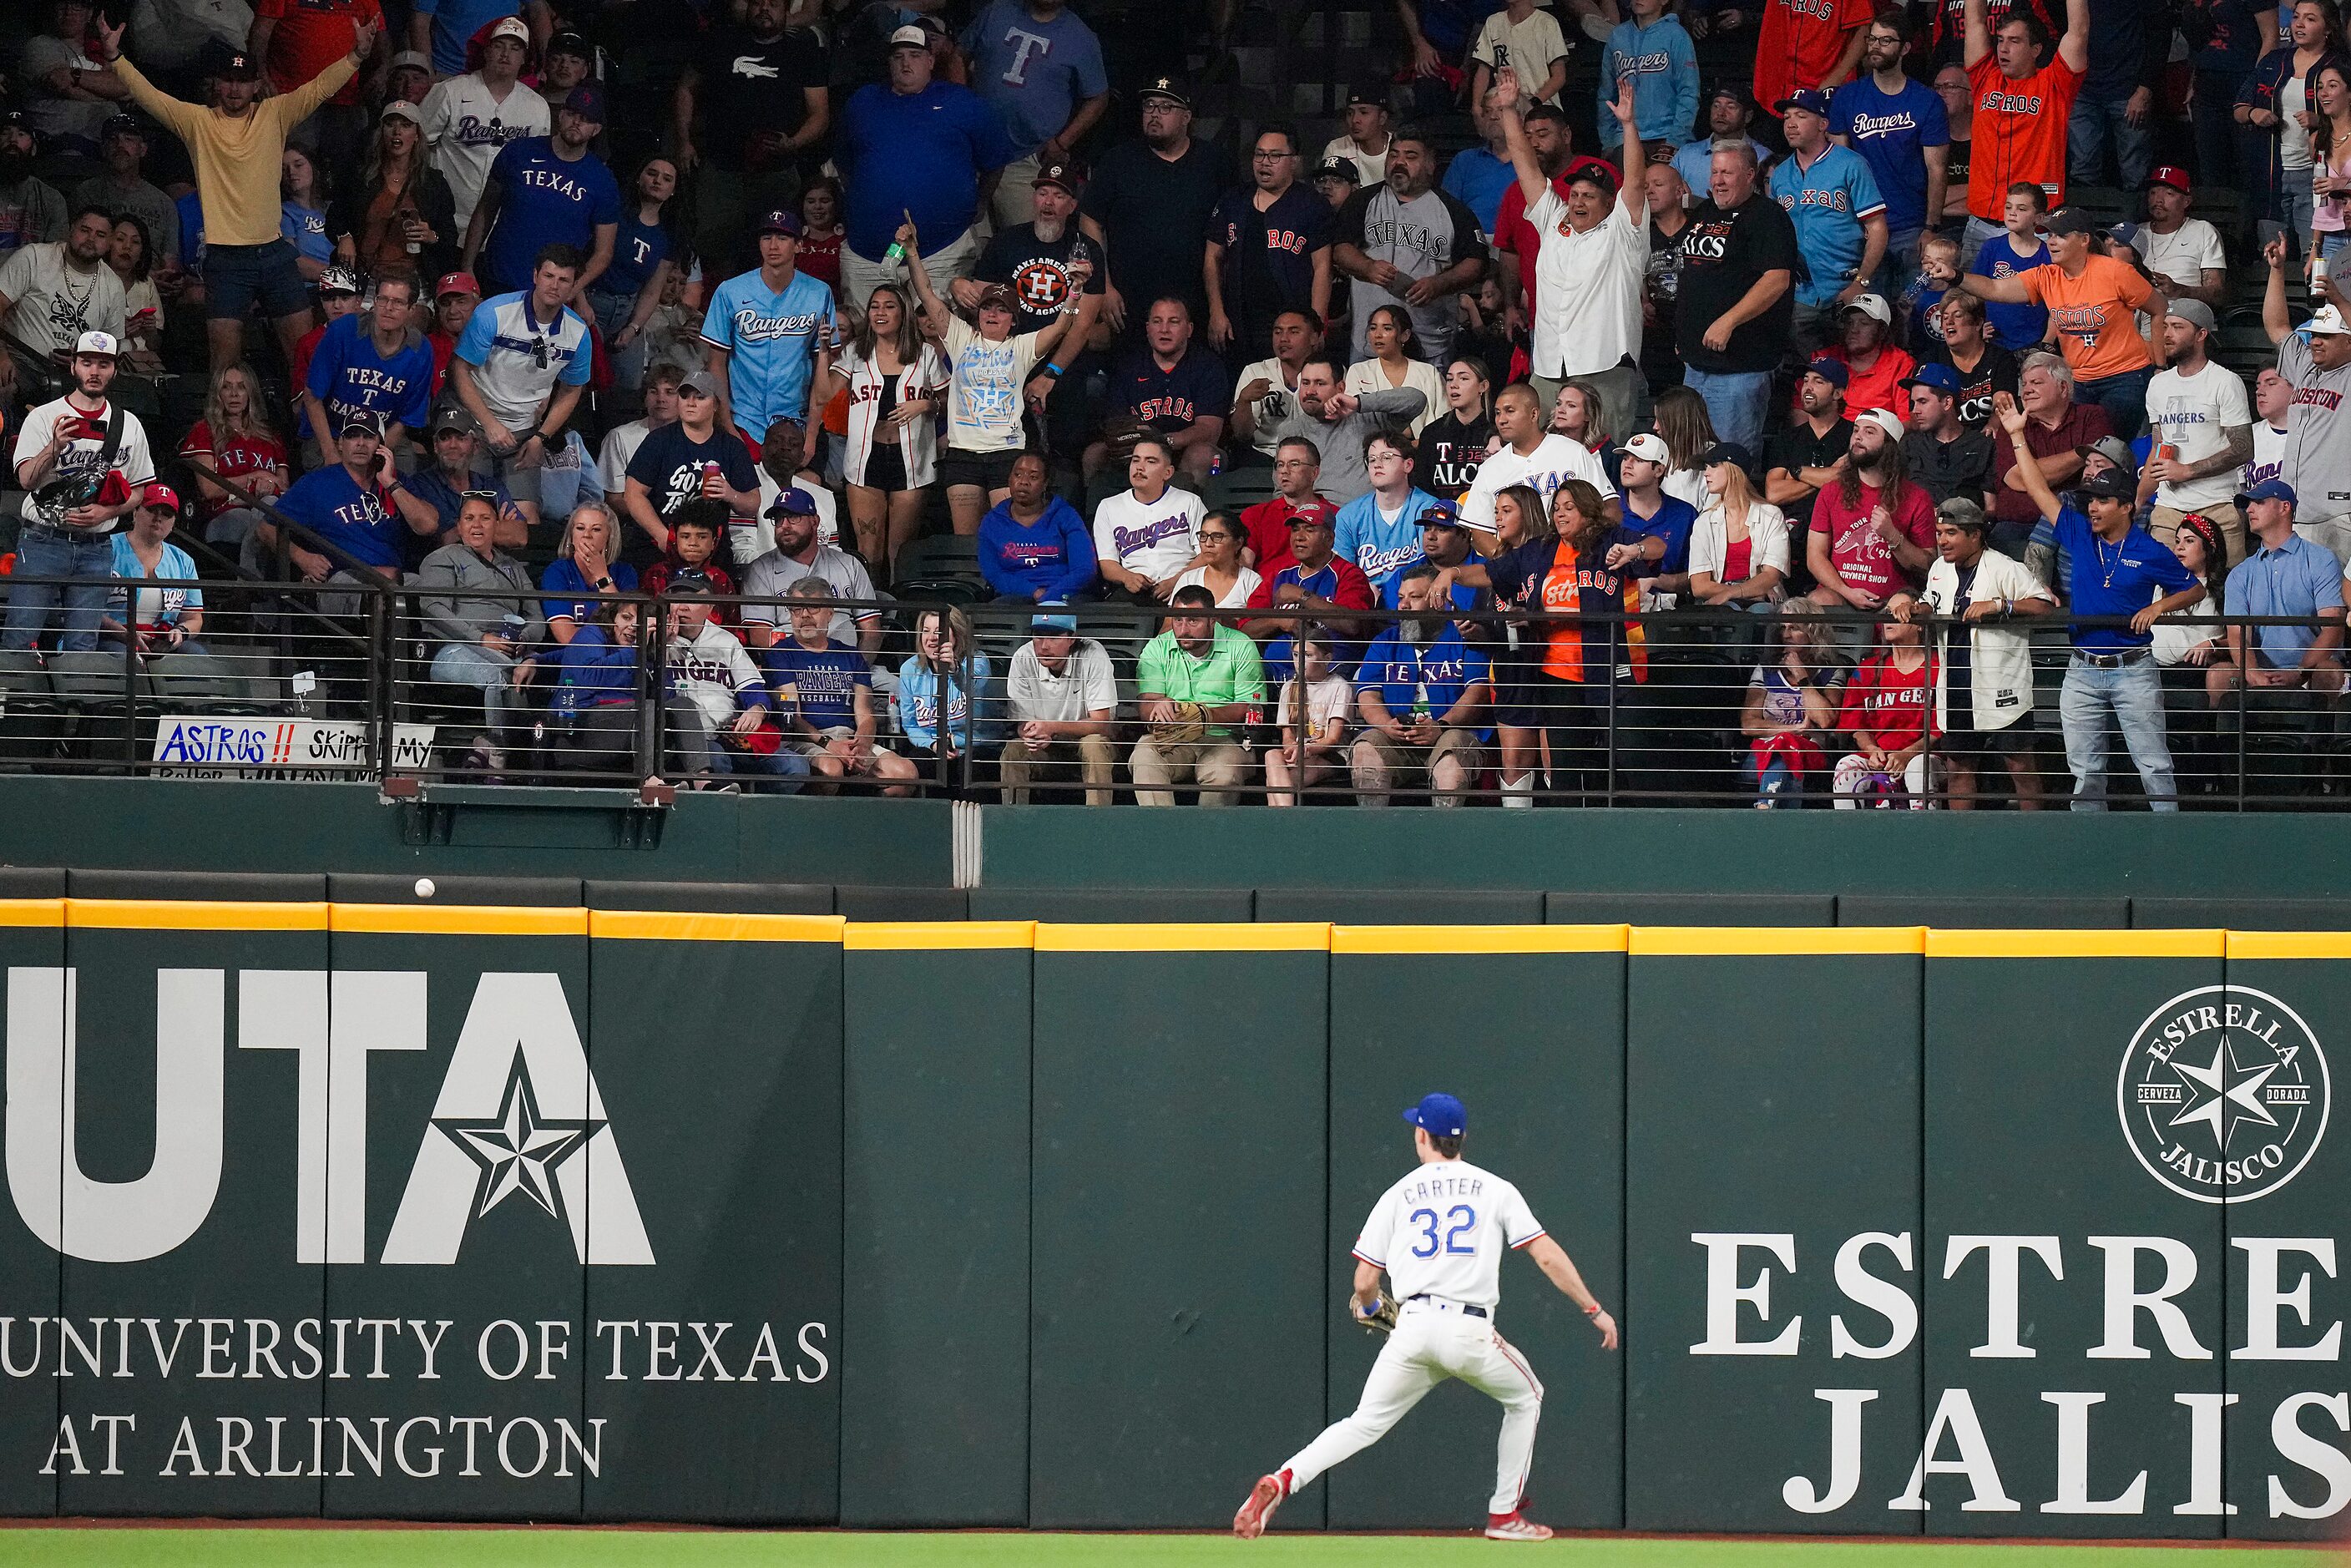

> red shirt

[
  {"left": 1819, "top": 343, "right": 1919, "bottom": 417},
  {"left": 798, "top": 230, "right": 843, "bottom": 294},
  {"left": 1495, "top": 162, "right": 1625, "bottom": 311},
  {"left": 1966, "top": 52, "right": 2085, "bottom": 220},
  {"left": 1755, "top": 0, "right": 1873, "bottom": 118},
  {"left": 1809, "top": 478, "right": 1935, "bottom": 601},
  {"left": 428, "top": 329, "right": 458, "bottom": 394},
  {"left": 1988, "top": 398, "right": 2109, "bottom": 526},
  {"left": 179, "top": 419, "right": 290, "bottom": 520},
  {"left": 255, "top": 0, "right": 382, "bottom": 106},
  {"left": 1241, "top": 496, "right": 1312, "bottom": 569},
  {"left": 1837, "top": 650, "right": 1935, "bottom": 749},
  {"left": 1244, "top": 552, "right": 1374, "bottom": 609}
]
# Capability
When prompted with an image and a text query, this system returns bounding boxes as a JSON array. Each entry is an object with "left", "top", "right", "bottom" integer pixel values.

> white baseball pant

[{"left": 1280, "top": 1300, "right": 1544, "bottom": 1515}]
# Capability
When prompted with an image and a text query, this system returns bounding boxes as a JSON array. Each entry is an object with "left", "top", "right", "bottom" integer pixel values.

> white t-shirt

[
  {"left": 598, "top": 417, "right": 654, "bottom": 498},
  {"left": 0, "top": 242, "right": 129, "bottom": 359},
  {"left": 1352, "top": 1157, "right": 1545, "bottom": 1310},
  {"left": 2246, "top": 418, "right": 2289, "bottom": 494},
  {"left": 943, "top": 317, "right": 1046, "bottom": 453},
  {"left": 13, "top": 396, "right": 156, "bottom": 529},
  {"left": 2146, "top": 359, "right": 2252, "bottom": 512},
  {"left": 1277, "top": 671, "right": 1353, "bottom": 739},
  {"left": 1460, "top": 432, "right": 1617, "bottom": 529},
  {"left": 1172, "top": 564, "right": 1263, "bottom": 608},
  {"left": 2131, "top": 220, "right": 2224, "bottom": 296},
  {"left": 1322, "top": 132, "right": 1395, "bottom": 190},
  {"left": 1237, "top": 356, "right": 1297, "bottom": 455},
  {"left": 1007, "top": 637, "right": 1117, "bottom": 722},
  {"left": 1470, "top": 6, "right": 1570, "bottom": 105},
  {"left": 1092, "top": 486, "right": 1205, "bottom": 583},
  {"left": 1526, "top": 188, "right": 1648, "bottom": 380},
  {"left": 421, "top": 73, "right": 550, "bottom": 230}
]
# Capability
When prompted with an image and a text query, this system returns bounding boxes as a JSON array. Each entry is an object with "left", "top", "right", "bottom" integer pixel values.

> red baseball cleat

[
  {"left": 1233, "top": 1471, "right": 1288, "bottom": 1539},
  {"left": 1484, "top": 1511, "right": 1554, "bottom": 1541}
]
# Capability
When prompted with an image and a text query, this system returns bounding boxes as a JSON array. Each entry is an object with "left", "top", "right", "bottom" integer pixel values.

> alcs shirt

[{"left": 1674, "top": 194, "right": 1800, "bottom": 375}]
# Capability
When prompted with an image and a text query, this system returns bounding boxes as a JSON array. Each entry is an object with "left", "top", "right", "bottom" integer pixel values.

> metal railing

[{"left": 0, "top": 570, "right": 2343, "bottom": 810}]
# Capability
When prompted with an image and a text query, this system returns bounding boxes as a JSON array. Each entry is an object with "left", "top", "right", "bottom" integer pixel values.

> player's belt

[{"left": 1406, "top": 1293, "right": 1488, "bottom": 1318}]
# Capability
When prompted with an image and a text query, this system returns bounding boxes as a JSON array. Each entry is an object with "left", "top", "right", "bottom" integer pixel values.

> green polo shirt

[{"left": 1137, "top": 623, "right": 1266, "bottom": 736}]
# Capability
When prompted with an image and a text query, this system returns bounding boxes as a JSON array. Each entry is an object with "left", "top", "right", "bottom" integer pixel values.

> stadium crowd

[{"left": 0, "top": 0, "right": 2345, "bottom": 805}]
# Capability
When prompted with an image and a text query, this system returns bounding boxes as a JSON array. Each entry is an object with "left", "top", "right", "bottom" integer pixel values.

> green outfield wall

[{"left": 0, "top": 903, "right": 2343, "bottom": 1541}]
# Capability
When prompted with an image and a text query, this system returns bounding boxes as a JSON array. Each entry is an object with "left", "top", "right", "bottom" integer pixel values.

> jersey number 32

[{"left": 1408, "top": 1205, "right": 1477, "bottom": 1258}]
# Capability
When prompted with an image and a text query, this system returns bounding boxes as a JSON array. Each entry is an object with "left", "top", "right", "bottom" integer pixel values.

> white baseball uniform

[{"left": 1279, "top": 1157, "right": 1549, "bottom": 1515}]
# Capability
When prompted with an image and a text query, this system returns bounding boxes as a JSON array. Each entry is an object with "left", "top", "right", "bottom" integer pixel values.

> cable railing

[{"left": 0, "top": 567, "right": 2342, "bottom": 809}]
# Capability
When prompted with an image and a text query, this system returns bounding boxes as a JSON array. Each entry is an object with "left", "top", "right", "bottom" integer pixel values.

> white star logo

[
  {"left": 434, "top": 1057, "right": 601, "bottom": 1222},
  {"left": 2168, "top": 1035, "right": 2280, "bottom": 1156}
]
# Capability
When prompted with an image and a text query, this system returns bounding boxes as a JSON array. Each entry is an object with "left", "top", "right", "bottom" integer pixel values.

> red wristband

[{"left": 1584, "top": 1303, "right": 1602, "bottom": 1317}]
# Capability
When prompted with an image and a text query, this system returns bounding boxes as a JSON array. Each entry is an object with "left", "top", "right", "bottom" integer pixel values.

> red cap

[
  {"left": 141, "top": 483, "right": 182, "bottom": 513},
  {"left": 2146, "top": 165, "right": 2191, "bottom": 193},
  {"left": 436, "top": 271, "right": 481, "bottom": 300},
  {"left": 1287, "top": 498, "right": 1337, "bottom": 529}
]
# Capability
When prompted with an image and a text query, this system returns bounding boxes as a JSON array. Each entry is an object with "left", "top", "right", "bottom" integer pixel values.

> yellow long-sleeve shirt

[{"left": 113, "top": 53, "right": 357, "bottom": 249}]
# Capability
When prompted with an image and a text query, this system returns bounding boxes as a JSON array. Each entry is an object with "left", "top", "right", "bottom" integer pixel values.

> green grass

[{"left": 0, "top": 1532, "right": 2336, "bottom": 1567}]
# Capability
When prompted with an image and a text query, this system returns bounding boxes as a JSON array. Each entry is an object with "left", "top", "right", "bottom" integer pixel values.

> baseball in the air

[{"left": 415, "top": 878, "right": 436, "bottom": 898}]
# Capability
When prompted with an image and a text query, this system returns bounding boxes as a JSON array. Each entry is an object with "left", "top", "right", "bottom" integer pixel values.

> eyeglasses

[
  {"left": 1252, "top": 150, "right": 1294, "bottom": 161},
  {"left": 459, "top": 488, "right": 499, "bottom": 502}
]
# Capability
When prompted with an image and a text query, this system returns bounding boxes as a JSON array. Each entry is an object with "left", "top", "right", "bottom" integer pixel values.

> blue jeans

[
  {"left": 431, "top": 640, "right": 528, "bottom": 736},
  {"left": 1682, "top": 367, "right": 1773, "bottom": 456},
  {"left": 3, "top": 528, "right": 114, "bottom": 652},
  {"left": 589, "top": 289, "right": 649, "bottom": 394},
  {"left": 2060, "top": 653, "right": 2177, "bottom": 811},
  {"left": 2283, "top": 167, "right": 2318, "bottom": 250},
  {"left": 2067, "top": 95, "right": 2156, "bottom": 191},
  {"left": 2076, "top": 365, "right": 2154, "bottom": 442},
  {"left": 708, "top": 731, "right": 810, "bottom": 792},
  {"left": 1743, "top": 749, "right": 1807, "bottom": 805}
]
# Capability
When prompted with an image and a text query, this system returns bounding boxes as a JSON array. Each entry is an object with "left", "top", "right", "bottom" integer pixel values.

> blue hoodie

[
  {"left": 1597, "top": 15, "right": 1699, "bottom": 150},
  {"left": 976, "top": 495, "right": 1100, "bottom": 601},
  {"left": 549, "top": 625, "right": 639, "bottom": 716}
]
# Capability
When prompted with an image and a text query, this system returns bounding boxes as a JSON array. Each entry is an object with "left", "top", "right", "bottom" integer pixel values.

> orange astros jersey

[{"left": 1966, "top": 53, "right": 2085, "bottom": 222}]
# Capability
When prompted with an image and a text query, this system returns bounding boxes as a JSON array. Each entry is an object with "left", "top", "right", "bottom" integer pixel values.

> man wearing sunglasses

[
  {"left": 448, "top": 240, "right": 593, "bottom": 539},
  {"left": 389, "top": 405, "right": 528, "bottom": 555}
]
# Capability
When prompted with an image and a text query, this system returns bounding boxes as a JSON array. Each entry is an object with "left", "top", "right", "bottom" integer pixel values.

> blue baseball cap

[
  {"left": 1403, "top": 1092, "right": 1467, "bottom": 1139},
  {"left": 1900, "top": 363, "right": 1962, "bottom": 397},
  {"left": 1775, "top": 88, "right": 1833, "bottom": 119},
  {"left": 1802, "top": 355, "right": 1849, "bottom": 390},
  {"left": 1030, "top": 600, "right": 1079, "bottom": 633},
  {"left": 560, "top": 82, "right": 607, "bottom": 124},
  {"left": 766, "top": 486, "right": 819, "bottom": 518},
  {"left": 1418, "top": 500, "right": 1463, "bottom": 529},
  {"left": 2238, "top": 478, "right": 2298, "bottom": 508}
]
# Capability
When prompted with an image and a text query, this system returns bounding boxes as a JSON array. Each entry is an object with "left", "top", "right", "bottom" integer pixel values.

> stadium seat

[{"left": 0, "top": 649, "right": 58, "bottom": 760}]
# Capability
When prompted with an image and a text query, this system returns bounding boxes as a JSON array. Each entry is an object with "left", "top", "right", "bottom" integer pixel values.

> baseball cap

[
  {"left": 766, "top": 486, "right": 820, "bottom": 518},
  {"left": 2075, "top": 468, "right": 2136, "bottom": 502},
  {"left": 380, "top": 99, "right": 423, "bottom": 125},
  {"left": 1418, "top": 500, "right": 1464, "bottom": 529},
  {"left": 1344, "top": 89, "right": 1386, "bottom": 109},
  {"left": 2043, "top": 206, "right": 2100, "bottom": 238},
  {"left": 1854, "top": 407, "right": 1906, "bottom": 443},
  {"left": 2309, "top": 304, "right": 2351, "bottom": 336},
  {"left": 1565, "top": 160, "right": 1620, "bottom": 195},
  {"left": 676, "top": 368, "right": 720, "bottom": 398},
  {"left": 2076, "top": 435, "right": 2136, "bottom": 473},
  {"left": 560, "top": 81, "right": 607, "bottom": 123},
  {"left": 1314, "top": 157, "right": 1359, "bottom": 185},
  {"left": 666, "top": 568, "right": 715, "bottom": 594},
  {"left": 207, "top": 43, "right": 261, "bottom": 80},
  {"left": 2239, "top": 477, "right": 2298, "bottom": 508},
  {"left": 72, "top": 330, "right": 118, "bottom": 358},
  {"left": 2166, "top": 298, "right": 2217, "bottom": 334},
  {"left": 1698, "top": 440, "right": 1754, "bottom": 471},
  {"left": 139, "top": 482, "right": 181, "bottom": 513},
  {"left": 2145, "top": 164, "right": 2192, "bottom": 193},
  {"left": 1140, "top": 74, "right": 1191, "bottom": 108},
  {"left": 1802, "top": 355, "right": 1850, "bottom": 390},
  {"left": 1030, "top": 604, "right": 1079, "bottom": 633},
  {"left": 1841, "top": 292, "right": 1893, "bottom": 325},
  {"left": 435, "top": 270, "right": 480, "bottom": 300},
  {"left": 431, "top": 405, "right": 478, "bottom": 435},
  {"left": 887, "top": 23, "right": 930, "bottom": 48},
  {"left": 102, "top": 113, "right": 146, "bottom": 140},
  {"left": 0, "top": 109, "right": 30, "bottom": 129},
  {"left": 389, "top": 49, "right": 433, "bottom": 73},
  {"left": 1403, "top": 1092, "right": 1467, "bottom": 1139},
  {"left": 1035, "top": 157, "right": 1085, "bottom": 194},
  {"left": 1618, "top": 432, "right": 1671, "bottom": 464},
  {"left": 757, "top": 207, "right": 802, "bottom": 238},
  {"left": 546, "top": 28, "right": 592, "bottom": 58},
  {"left": 1901, "top": 363, "right": 1962, "bottom": 396},
  {"left": 973, "top": 282, "right": 1019, "bottom": 314},
  {"left": 1287, "top": 497, "right": 1337, "bottom": 529},
  {"left": 1775, "top": 88, "right": 1833, "bottom": 119},
  {"left": 485, "top": 15, "right": 531, "bottom": 45},
  {"left": 1707, "top": 81, "right": 1752, "bottom": 108},
  {"left": 336, "top": 410, "right": 384, "bottom": 439},
  {"left": 318, "top": 266, "right": 362, "bottom": 296}
]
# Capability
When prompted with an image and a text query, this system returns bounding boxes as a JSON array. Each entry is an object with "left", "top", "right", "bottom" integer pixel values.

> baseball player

[{"left": 1234, "top": 1092, "right": 1618, "bottom": 1543}]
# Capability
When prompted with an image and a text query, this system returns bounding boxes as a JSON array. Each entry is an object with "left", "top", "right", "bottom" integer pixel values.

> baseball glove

[
  {"left": 1352, "top": 1293, "right": 1398, "bottom": 1335},
  {"left": 1152, "top": 701, "right": 1210, "bottom": 746}
]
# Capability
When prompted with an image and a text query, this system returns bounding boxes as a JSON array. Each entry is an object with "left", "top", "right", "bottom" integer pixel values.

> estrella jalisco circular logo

[{"left": 2119, "top": 985, "right": 2329, "bottom": 1204}]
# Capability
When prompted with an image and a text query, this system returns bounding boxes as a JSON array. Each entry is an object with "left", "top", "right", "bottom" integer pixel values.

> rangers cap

[
  {"left": 1403, "top": 1092, "right": 1467, "bottom": 1139},
  {"left": 436, "top": 270, "right": 481, "bottom": 299},
  {"left": 676, "top": 369, "right": 720, "bottom": 398},
  {"left": 767, "top": 486, "right": 821, "bottom": 518},
  {"left": 140, "top": 483, "right": 182, "bottom": 513},
  {"left": 73, "top": 330, "right": 119, "bottom": 358},
  {"left": 1030, "top": 604, "right": 1079, "bottom": 633},
  {"left": 1287, "top": 497, "right": 1337, "bottom": 529},
  {"left": 485, "top": 15, "right": 531, "bottom": 46},
  {"left": 1899, "top": 363, "right": 1961, "bottom": 396},
  {"left": 2238, "top": 477, "right": 2298, "bottom": 508},
  {"left": 757, "top": 207, "right": 802, "bottom": 238}
]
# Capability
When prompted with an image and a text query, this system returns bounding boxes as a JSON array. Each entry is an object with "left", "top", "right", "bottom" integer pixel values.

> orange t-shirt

[
  {"left": 1965, "top": 53, "right": 2085, "bottom": 221},
  {"left": 2018, "top": 255, "right": 2157, "bottom": 381},
  {"left": 1755, "top": 0, "right": 1874, "bottom": 119}
]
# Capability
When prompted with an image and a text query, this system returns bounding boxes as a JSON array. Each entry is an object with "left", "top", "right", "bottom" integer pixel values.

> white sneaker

[{"left": 1484, "top": 1513, "right": 1554, "bottom": 1541}]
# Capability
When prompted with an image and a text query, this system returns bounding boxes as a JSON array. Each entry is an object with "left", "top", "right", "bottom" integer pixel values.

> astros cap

[
  {"left": 1618, "top": 432, "right": 1670, "bottom": 463},
  {"left": 1140, "top": 75, "right": 1191, "bottom": 109},
  {"left": 1035, "top": 157, "right": 1085, "bottom": 195},
  {"left": 2308, "top": 304, "right": 2351, "bottom": 336},
  {"left": 1403, "top": 1092, "right": 1467, "bottom": 1139}
]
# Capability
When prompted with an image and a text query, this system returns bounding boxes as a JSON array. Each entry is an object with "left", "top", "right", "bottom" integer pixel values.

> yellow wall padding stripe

[
  {"left": 1333, "top": 923, "right": 1630, "bottom": 955},
  {"left": 64, "top": 898, "right": 329, "bottom": 930},
  {"left": 589, "top": 910, "right": 846, "bottom": 943},
  {"left": 1631, "top": 926, "right": 1927, "bottom": 957},
  {"left": 1035, "top": 922, "right": 1332, "bottom": 953},
  {"left": 329, "top": 903, "right": 589, "bottom": 936},
  {"left": 0, "top": 898, "right": 63, "bottom": 927},
  {"left": 845, "top": 921, "right": 1035, "bottom": 950},
  {"left": 1927, "top": 928, "right": 2227, "bottom": 959},
  {"left": 2227, "top": 931, "right": 2351, "bottom": 960}
]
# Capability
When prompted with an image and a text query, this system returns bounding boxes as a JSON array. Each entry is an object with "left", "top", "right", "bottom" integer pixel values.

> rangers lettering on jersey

[
  {"left": 1111, "top": 514, "right": 1195, "bottom": 559},
  {"left": 453, "top": 113, "right": 532, "bottom": 150},
  {"left": 731, "top": 307, "right": 826, "bottom": 342}
]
